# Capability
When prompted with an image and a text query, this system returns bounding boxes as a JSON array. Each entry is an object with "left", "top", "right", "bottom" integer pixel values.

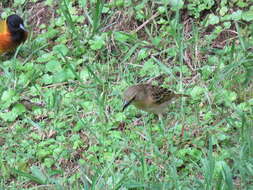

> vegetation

[{"left": 0, "top": 0, "right": 252, "bottom": 189}]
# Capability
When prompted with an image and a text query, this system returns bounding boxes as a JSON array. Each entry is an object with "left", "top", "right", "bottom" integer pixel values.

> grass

[{"left": 0, "top": 0, "right": 253, "bottom": 189}]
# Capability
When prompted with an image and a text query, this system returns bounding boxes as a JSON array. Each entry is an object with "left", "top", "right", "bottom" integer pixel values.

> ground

[{"left": 0, "top": 0, "right": 253, "bottom": 189}]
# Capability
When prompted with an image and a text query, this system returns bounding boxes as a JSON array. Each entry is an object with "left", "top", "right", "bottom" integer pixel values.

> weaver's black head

[{"left": 7, "top": 14, "right": 27, "bottom": 43}]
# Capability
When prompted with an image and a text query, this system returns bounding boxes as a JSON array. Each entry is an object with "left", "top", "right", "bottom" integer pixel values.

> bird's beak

[
  {"left": 122, "top": 97, "right": 135, "bottom": 112},
  {"left": 19, "top": 24, "right": 27, "bottom": 32},
  {"left": 122, "top": 100, "right": 131, "bottom": 111}
]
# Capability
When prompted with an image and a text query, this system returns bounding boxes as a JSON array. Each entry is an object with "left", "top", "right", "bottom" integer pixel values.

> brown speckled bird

[{"left": 122, "top": 84, "right": 189, "bottom": 118}]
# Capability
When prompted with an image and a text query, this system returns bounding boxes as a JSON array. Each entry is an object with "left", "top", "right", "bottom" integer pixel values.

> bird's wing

[
  {"left": 149, "top": 85, "right": 175, "bottom": 104},
  {"left": 0, "top": 20, "right": 8, "bottom": 33}
]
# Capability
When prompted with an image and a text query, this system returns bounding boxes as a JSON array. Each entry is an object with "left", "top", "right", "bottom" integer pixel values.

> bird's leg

[
  {"left": 157, "top": 113, "right": 166, "bottom": 136},
  {"left": 158, "top": 114, "right": 163, "bottom": 121},
  {"left": 180, "top": 125, "right": 185, "bottom": 137}
]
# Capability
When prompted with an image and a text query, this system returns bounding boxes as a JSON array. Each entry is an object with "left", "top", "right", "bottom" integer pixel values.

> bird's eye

[
  {"left": 130, "top": 96, "right": 136, "bottom": 102},
  {"left": 11, "top": 21, "right": 19, "bottom": 28}
]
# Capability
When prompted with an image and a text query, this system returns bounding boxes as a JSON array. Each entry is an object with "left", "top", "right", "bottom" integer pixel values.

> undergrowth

[{"left": 0, "top": 0, "right": 252, "bottom": 189}]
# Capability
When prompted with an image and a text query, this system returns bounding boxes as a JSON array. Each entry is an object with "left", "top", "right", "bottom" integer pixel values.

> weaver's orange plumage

[{"left": 0, "top": 14, "right": 28, "bottom": 54}]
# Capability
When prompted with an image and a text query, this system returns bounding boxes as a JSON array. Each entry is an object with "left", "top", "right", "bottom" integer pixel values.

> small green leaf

[
  {"left": 0, "top": 111, "right": 17, "bottom": 122},
  {"left": 41, "top": 74, "right": 53, "bottom": 84},
  {"left": 190, "top": 86, "right": 205, "bottom": 98},
  {"left": 13, "top": 104, "right": 26, "bottom": 115},
  {"left": 231, "top": 10, "right": 242, "bottom": 20},
  {"left": 236, "top": 1, "right": 248, "bottom": 8},
  {"left": 43, "top": 158, "right": 55, "bottom": 168},
  {"left": 114, "top": 31, "right": 131, "bottom": 42},
  {"left": 36, "top": 53, "right": 52, "bottom": 63},
  {"left": 53, "top": 44, "right": 69, "bottom": 56},
  {"left": 169, "top": 0, "right": 184, "bottom": 10},
  {"left": 1, "top": 89, "right": 19, "bottom": 108},
  {"left": 137, "top": 49, "right": 148, "bottom": 60},
  {"left": 114, "top": 112, "right": 126, "bottom": 121},
  {"left": 201, "top": 65, "right": 213, "bottom": 80},
  {"left": 89, "top": 35, "right": 106, "bottom": 50},
  {"left": 223, "top": 21, "right": 231, "bottom": 29},
  {"left": 140, "top": 59, "right": 159, "bottom": 76},
  {"left": 80, "top": 69, "right": 89, "bottom": 81},
  {"left": 219, "top": 7, "right": 228, "bottom": 16},
  {"left": 1, "top": 89, "right": 14, "bottom": 101},
  {"left": 208, "top": 14, "right": 219, "bottom": 25},
  {"left": 152, "top": 37, "right": 162, "bottom": 46},
  {"left": 242, "top": 11, "right": 253, "bottom": 21},
  {"left": 215, "top": 90, "right": 237, "bottom": 105},
  {"left": 30, "top": 166, "right": 47, "bottom": 184},
  {"left": 158, "top": 6, "right": 166, "bottom": 14},
  {"left": 37, "top": 149, "right": 51, "bottom": 159},
  {"left": 14, "top": 0, "right": 26, "bottom": 6}
]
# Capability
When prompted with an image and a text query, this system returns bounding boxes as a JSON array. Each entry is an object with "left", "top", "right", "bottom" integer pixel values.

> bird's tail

[{"left": 175, "top": 94, "right": 190, "bottom": 98}]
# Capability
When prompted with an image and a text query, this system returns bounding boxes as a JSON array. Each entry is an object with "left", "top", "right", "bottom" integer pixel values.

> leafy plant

[{"left": 0, "top": 0, "right": 252, "bottom": 189}]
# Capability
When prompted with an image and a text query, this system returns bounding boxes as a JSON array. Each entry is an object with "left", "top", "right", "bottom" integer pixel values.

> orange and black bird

[{"left": 0, "top": 14, "right": 28, "bottom": 54}]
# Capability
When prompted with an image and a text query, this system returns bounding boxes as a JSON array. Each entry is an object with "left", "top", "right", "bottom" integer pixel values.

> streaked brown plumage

[{"left": 122, "top": 84, "right": 189, "bottom": 117}]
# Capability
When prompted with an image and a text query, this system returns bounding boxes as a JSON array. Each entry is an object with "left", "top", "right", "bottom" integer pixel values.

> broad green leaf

[{"left": 45, "top": 60, "right": 62, "bottom": 73}]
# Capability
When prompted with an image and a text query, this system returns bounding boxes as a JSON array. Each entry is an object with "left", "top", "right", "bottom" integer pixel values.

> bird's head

[
  {"left": 7, "top": 14, "right": 27, "bottom": 33},
  {"left": 122, "top": 85, "right": 145, "bottom": 111}
]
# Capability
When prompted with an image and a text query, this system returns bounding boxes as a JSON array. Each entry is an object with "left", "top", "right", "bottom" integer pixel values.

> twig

[
  {"left": 184, "top": 50, "right": 195, "bottom": 72},
  {"left": 133, "top": 12, "right": 160, "bottom": 33},
  {"left": 41, "top": 82, "right": 70, "bottom": 88}
]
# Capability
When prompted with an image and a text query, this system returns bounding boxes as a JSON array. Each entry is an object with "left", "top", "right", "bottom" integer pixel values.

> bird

[
  {"left": 0, "top": 14, "right": 28, "bottom": 54},
  {"left": 122, "top": 84, "right": 189, "bottom": 119}
]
